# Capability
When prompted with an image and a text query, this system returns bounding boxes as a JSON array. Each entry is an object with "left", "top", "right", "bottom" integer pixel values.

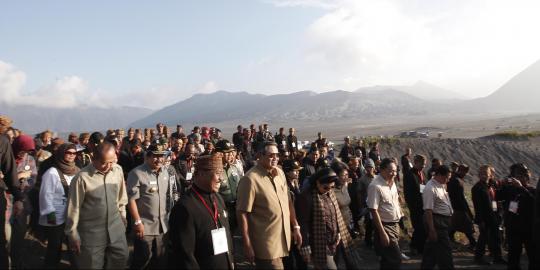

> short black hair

[
  {"left": 434, "top": 165, "right": 451, "bottom": 176},
  {"left": 258, "top": 141, "right": 278, "bottom": 154},
  {"left": 379, "top": 158, "right": 395, "bottom": 170}
]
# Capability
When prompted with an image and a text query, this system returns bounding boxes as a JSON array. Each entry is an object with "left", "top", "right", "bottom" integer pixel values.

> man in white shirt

[
  {"left": 421, "top": 165, "right": 454, "bottom": 270},
  {"left": 367, "top": 158, "right": 403, "bottom": 269}
]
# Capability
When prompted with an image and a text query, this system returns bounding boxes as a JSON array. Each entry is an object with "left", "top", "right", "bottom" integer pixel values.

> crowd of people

[{"left": 0, "top": 115, "right": 539, "bottom": 269}]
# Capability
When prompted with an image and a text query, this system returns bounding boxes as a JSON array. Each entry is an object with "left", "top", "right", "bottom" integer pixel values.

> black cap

[
  {"left": 282, "top": 160, "right": 303, "bottom": 172},
  {"left": 215, "top": 139, "right": 234, "bottom": 153},
  {"left": 147, "top": 138, "right": 168, "bottom": 155}
]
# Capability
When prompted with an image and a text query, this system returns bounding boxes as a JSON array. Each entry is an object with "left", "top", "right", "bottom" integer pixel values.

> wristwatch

[{"left": 134, "top": 220, "right": 142, "bottom": 226}]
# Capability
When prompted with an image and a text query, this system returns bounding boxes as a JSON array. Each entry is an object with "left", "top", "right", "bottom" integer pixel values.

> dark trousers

[
  {"left": 0, "top": 191, "right": 8, "bottom": 269},
  {"left": 374, "top": 222, "right": 402, "bottom": 270},
  {"left": 283, "top": 244, "right": 307, "bottom": 270},
  {"left": 43, "top": 224, "right": 75, "bottom": 269},
  {"left": 131, "top": 234, "right": 167, "bottom": 269},
  {"left": 10, "top": 211, "right": 28, "bottom": 269},
  {"left": 507, "top": 229, "right": 535, "bottom": 270},
  {"left": 225, "top": 202, "right": 237, "bottom": 233},
  {"left": 421, "top": 215, "right": 454, "bottom": 270},
  {"left": 364, "top": 215, "right": 374, "bottom": 246},
  {"left": 474, "top": 222, "right": 502, "bottom": 260},
  {"left": 410, "top": 211, "right": 426, "bottom": 253}
]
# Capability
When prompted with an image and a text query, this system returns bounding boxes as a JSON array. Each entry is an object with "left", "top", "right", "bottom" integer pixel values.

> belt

[
  {"left": 433, "top": 213, "right": 452, "bottom": 218},
  {"left": 382, "top": 221, "right": 399, "bottom": 225}
]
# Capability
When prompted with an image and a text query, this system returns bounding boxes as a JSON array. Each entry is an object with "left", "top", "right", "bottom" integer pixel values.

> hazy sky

[{"left": 2, "top": 0, "right": 540, "bottom": 109}]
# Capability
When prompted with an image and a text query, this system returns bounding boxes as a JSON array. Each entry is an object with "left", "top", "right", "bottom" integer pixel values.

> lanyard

[{"left": 192, "top": 187, "right": 219, "bottom": 228}]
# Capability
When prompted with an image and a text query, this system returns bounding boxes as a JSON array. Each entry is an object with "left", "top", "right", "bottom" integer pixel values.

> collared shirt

[
  {"left": 367, "top": 175, "right": 403, "bottom": 223},
  {"left": 236, "top": 164, "right": 291, "bottom": 260},
  {"left": 127, "top": 163, "right": 170, "bottom": 235},
  {"left": 65, "top": 163, "right": 128, "bottom": 246},
  {"left": 39, "top": 167, "right": 75, "bottom": 226},
  {"left": 219, "top": 163, "right": 243, "bottom": 203},
  {"left": 423, "top": 178, "right": 453, "bottom": 216}
]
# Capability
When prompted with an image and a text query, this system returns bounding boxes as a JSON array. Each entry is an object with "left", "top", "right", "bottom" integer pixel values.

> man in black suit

[{"left": 403, "top": 154, "right": 427, "bottom": 254}]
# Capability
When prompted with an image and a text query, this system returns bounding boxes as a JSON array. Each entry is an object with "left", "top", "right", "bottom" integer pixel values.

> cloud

[
  {"left": 198, "top": 81, "right": 219, "bottom": 93},
  {"left": 0, "top": 61, "right": 110, "bottom": 108},
  {"left": 272, "top": 0, "right": 540, "bottom": 97}
]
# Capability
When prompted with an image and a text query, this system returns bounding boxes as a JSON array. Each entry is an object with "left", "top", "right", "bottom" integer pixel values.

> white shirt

[
  {"left": 39, "top": 167, "right": 75, "bottom": 226},
  {"left": 367, "top": 175, "right": 403, "bottom": 222},
  {"left": 422, "top": 178, "right": 453, "bottom": 216}
]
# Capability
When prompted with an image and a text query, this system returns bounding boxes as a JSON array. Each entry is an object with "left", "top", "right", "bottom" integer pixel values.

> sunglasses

[{"left": 65, "top": 151, "right": 77, "bottom": 156}]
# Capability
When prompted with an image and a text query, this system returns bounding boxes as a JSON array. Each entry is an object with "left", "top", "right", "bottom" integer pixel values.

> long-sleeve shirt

[
  {"left": 0, "top": 134, "right": 22, "bottom": 201},
  {"left": 65, "top": 163, "right": 127, "bottom": 246},
  {"left": 39, "top": 167, "right": 74, "bottom": 226}
]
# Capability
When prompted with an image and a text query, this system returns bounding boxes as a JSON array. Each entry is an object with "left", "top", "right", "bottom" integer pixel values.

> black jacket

[
  {"left": 447, "top": 176, "right": 472, "bottom": 214},
  {"left": 403, "top": 168, "right": 425, "bottom": 216},
  {"left": 0, "top": 134, "right": 21, "bottom": 200},
  {"left": 300, "top": 157, "right": 317, "bottom": 186},
  {"left": 471, "top": 181, "right": 498, "bottom": 226},
  {"left": 168, "top": 186, "right": 234, "bottom": 269}
]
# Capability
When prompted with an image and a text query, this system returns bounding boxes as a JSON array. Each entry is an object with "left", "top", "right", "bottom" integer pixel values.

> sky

[{"left": 1, "top": 0, "right": 540, "bottom": 109}]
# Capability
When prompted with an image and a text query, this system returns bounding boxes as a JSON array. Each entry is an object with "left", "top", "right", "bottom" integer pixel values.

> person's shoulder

[{"left": 43, "top": 166, "right": 59, "bottom": 176}]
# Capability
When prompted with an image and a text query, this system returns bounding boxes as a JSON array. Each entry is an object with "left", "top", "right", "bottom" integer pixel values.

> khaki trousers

[{"left": 75, "top": 235, "right": 128, "bottom": 269}]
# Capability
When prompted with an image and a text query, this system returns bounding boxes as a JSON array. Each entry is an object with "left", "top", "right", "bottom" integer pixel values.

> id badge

[
  {"left": 186, "top": 172, "right": 193, "bottom": 181},
  {"left": 292, "top": 142, "right": 296, "bottom": 148},
  {"left": 509, "top": 201, "right": 519, "bottom": 214},
  {"left": 491, "top": 201, "right": 497, "bottom": 211},
  {"left": 211, "top": 227, "right": 229, "bottom": 255},
  {"left": 419, "top": 184, "right": 426, "bottom": 194},
  {"left": 149, "top": 180, "right": 158, "bottom": 185},
  {"left": 282, "top": 140, "right": 286, "bottom": 145}
]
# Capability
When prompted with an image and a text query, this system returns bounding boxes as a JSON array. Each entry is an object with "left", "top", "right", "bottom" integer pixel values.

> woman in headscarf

[
  {"left": 331, "top": 161, "right": 353, "bottom": 231},
  {"left": 10, "top": 134, "right": 38, "bottom": 268},
  {"left": 39, "top": 143, "right": 80, "bottom": 268},
  {"left": 295, "top": 168, "right": 360, "bottom": 269}
]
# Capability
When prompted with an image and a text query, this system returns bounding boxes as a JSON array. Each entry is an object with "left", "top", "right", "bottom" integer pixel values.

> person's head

[
  {"left": 127, "top": 128, "right": 135, "bottom": 138},
  {"left": 457, "top": 164, "right": 470, "bottom": 178},
  {"left": 88, "top": 132, "right": 105, "bottom": 152},
  {"left": 406, "top": 148, "right": 412, "bottom": 156},
  {"left": 413, "top": 154, "right": 426, "bottom": 170},
  {"left": 92, "top": 141, "right": 117, "bottom": 173},
  {"left": 193, "top": 133, "right": 201, "bottom": 144},
  {"left": 0, "top": 115, "right": 13, "bottom": 134},
  {"left": 348, "top": 157, "right": 359, "bottom": 169},
  {"left": 354, "top": 148, "right": 363, "bottom": 158},
  {"left": 192, "top": 126, "right": 200, "bottom": 134},
  {"left": 450, "top": 162, "right": 459, "bottom": 173},
  {"left": 309, "top": 148, "right": 320, "bottom": 161},
  {"left": 78, "top": 132, "right": 90, "bottom": 146},
  {"left": 56, "top": 143, "right": 77, "bottom": 164},
  {"left": 257, "top": 142, "right": 279, "bottom": 170},
  {"left": 433, "top": 165, "right": 452, "bottom": 184},
  {"left": 130, "top": 139, "right": 142, "bottom": 154},
  {"left": 172, "top": 137, "right": 183, "bottom": 149},
  {"left": 509, "top": 163, "right": 531, "bottom": 184},
  {"left": 204, "top": 142, "right": 214, "bottom": 154},
  {"left": 319, "top": 146, "right": 328, "bottom": 158},
  {"left": 193, "top": 154, "right": 224, "bottom": 193},
  {"left": 243, "top": 128, "right": 250, "bottom": 137},
  {"left": 478, "top": 165, "right": 493, "bottom": 183},
  {"left": 184, "top": 144, "right": 197, "bottom": 160},
  {"left": 289, "top": 128, "right": 295, "bottom": 135},
  {"left": 331, "top": 161, "right": 350, "bottom": 187},
  {"left": 283, "top": 159, "right": 303, "bottom": 181},
  {"left": 279, "top": 127, "right": 284, "bottom": 135},
  {"left": 145, "top": 141, "right": 168, "bottom": 171},
  {"left": 311, "top": 168, "right": 338, "bottom": 194},
  {"left": 176, "top": 125, "right": 183, "bottom": 133},
  {"left": 40, "top": 130, "right": 53, "bottom": 145},
  {"left": 68, "top": 133, "right": 79, "bottom": 144},
  {"left": 263, "top": 123, "right": 269, "bottom": 131},
  {"left": 215, "top": 140, "right": 234, "bottom": 165},
  {"left": 117, "top": 129, "right": 125, "bottom": 138},
  {"left": 156, "top": 123, "right": 164, "bottom": 133},
  {"left": 12, "top": 134, "right": 35, "bottom": 159},
  {"left": 5, "top": 127, "right": 15, "bottom": 143},
  {"left": 379, "top": 158, "right": 397, "bottom": 181},
  {"left": 317, "top": 132, "right": 322, "bottom": 139},
  {"left": 344, "top": 136, "right": 350, "bottom": 144},
  {"left": 431, "top": 158, "right": 442, "bottom": 168},
  {"left": 364, "top": 158, "right": 376, "bottom": 176}
]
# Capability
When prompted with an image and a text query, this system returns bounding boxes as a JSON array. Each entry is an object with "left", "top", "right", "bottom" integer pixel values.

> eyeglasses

[
  {"left": 320, "top": 183, "right": 334, "bottom": 190},
  {"left": 65, "top": 151, "right": 77, "bottom": 156}
]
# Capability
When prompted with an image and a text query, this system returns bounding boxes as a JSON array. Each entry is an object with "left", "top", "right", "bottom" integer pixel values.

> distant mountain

[
  {"left": 356, "top": 81, "right": 468, "bottom": 101},
  {"left": 471, "top": 60, "right": 540, "bottom": 112},
  {"left": 0, "top": 103, "right": 153, "bottom": 134},
  {"left": 130, "top": 89, "right": 437, "bottom": 128}
]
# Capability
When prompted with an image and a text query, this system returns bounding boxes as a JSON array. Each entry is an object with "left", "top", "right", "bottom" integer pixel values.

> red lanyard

[{"left": 192, "top": 187, "right": 218, "bottom": 227}]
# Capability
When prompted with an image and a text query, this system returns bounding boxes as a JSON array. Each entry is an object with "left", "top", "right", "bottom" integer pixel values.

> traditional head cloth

[{"left": 195, "top": 153, "right": 224, "bottom": 172}]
